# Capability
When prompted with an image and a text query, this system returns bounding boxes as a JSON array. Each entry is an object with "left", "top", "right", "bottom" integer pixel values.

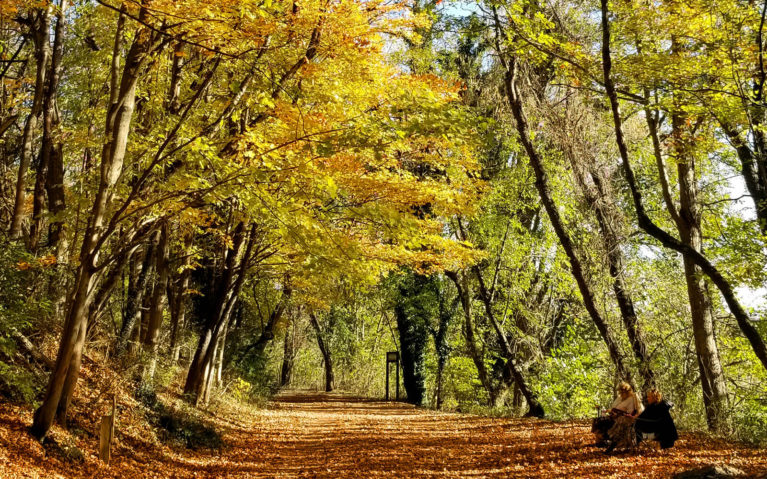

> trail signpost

[{"left": 385, "top": 351, "right": 400, "bottom": 401}]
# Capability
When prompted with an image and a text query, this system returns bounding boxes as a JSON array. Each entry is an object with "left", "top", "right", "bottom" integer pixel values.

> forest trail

[{"left": 1, "top": 390, "right": 766, "bottom": 478}]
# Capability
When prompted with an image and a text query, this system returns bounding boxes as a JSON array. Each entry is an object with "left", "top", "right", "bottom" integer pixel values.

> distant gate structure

[{"left": 385, "top": 351, "right": 400, "bottom": 401}]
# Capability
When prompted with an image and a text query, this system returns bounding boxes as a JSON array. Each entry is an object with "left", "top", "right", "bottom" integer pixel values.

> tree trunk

[
  {"left": 446, "top": 270, "right": 496, "bottom": 406},
  {"left": 491, "top": 16, "right": 633, "bottom": 387},
  {"left": 673, "top": 109, "right": 728, "bottom": 430},
  {"left": 143, "top": 225, "right": 170, "bottom": 381},
  {"left": 31, "top": 14, "right": 158, "bottom": 440},
  {"left": 280, "top": 322, "right": 293, "bottom": 388},
  {"left": 43, "top": 0, "right": 67, "bottom": 250},
  {"left": 472, "top": 265, "right": 544, "bottom": 417},
  {"left": 184, "top": 222, "right": 247, "bottom": 401},
  {"left": 599, "top": 0, "right": 767, "bottom": 378},
  {"left": 185, "top": 224, "right": 259, "bottom": 404},
  {"left": 309, "top": 313, "right": 334, "bottom": 392},
  {"left": 237, "top": 284, "right": 293, "bottom": 362},
  {"left": 169, "top": 235, "right": 193, "bottom": 362},
  {"left": 9, "top": 9, "right": 50, "bottom": 239},
  {"left": 118, "top": 232, "right": 157, "bottom": 356},
  {"left": 215, "top": 321, "right": 229, "bottom": 386},
  {"left": 578, "top": 169, "right": 656, "bottom": 391}
]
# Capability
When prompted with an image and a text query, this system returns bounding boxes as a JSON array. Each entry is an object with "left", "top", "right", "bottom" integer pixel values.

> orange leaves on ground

[{"left": 1, "top": 391, "right": 766, "bottom": 478}]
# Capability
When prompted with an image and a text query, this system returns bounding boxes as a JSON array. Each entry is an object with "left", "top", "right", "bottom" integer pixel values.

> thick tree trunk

[
  {"left": 309, "top": 313, "right": 334, "bottom": 392},
  {"left": 184, "top": 223, "right": 247, "bottom": 401},
  {"left": 55, "top": 320, "right": 86, "bottom": 428},
  {"left": 185, "top": 224, "right": 261, "bottom": 404},
  {"left": 42, "top": 0, "right": 67, "bottom": 250},
  {"left": 673, "top": 110, "right": 728, "bottom": 430},
  {"left": 645, "top": 98, "right": 729, "bottom": 428}
]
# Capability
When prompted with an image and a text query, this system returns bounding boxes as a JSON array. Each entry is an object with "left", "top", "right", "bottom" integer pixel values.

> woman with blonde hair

[{"left": 604, "top": 381, "right": 643, "bottom": 453}]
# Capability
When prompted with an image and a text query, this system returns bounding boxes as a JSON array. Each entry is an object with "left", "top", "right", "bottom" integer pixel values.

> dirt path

[{"left": 1, "top": 391, "right": 766, "bottom": 478}]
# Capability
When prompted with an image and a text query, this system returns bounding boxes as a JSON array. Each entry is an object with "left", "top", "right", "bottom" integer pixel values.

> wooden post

[
  {"left": 99, "top": 395, "right": 116, "bottom": 464},
  {"left": 385, "top": 359, "right": 390, "bottom": 401},
  {"left": 395, "top": 357, "right": 400, "bottom": 400}
]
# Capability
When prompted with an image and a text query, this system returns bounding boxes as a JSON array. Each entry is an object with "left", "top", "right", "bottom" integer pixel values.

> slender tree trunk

[
  {"left": 31, "top": 14, "right": 158, "bottom": 440},
  {"left": 169, "top": 235, "right": 193, "bottom": 361},
  {"left": 237, "top": 284, "right": 293, "bottom": 362},
  {"left": 144, "top": 225, "right": 170, "bottom": 381},
  {"left": 473, "top": 265, "right": 544, "bottom": 417},
  {"left": 280, "top": 322, "right": 293, "bottom": 388},
  {"left": 446, "top": 270, "right": 496, "bottom": 406},
  {"left": 118, "top": 232, "right": 157, "bottom": 356},
  {"left": 577, "top": 168, "right": 656, "bottom": 390},
  {"left": 309, "top": 313, "right": 334, "bottom": 392},
  {"left": 491, "top": 14, "right": 633, "bottom": 386},
  {"left": 29, "top": 150, "right": 47, "bottom": 251},
  {"left": 10, "top": 9, "right": 50, "bottom": 239},
  {"left": 216, "top": 321, "right": 229, "bottom": 386}
]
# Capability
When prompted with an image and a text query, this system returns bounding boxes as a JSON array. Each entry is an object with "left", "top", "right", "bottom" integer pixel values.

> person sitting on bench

[
  {"left": 635, "top": 388, "right": 678, "bottom": 449},
  {"left": 603, "top": 381, "right": 644, "bottom": 453}
]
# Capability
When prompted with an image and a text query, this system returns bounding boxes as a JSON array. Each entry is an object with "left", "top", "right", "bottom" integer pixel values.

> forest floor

[{"left": 0, "top": 390, "right": 766, "bottom": 478}]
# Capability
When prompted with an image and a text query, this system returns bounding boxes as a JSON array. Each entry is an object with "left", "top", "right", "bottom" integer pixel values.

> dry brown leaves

[{"left": 0, "top": 390, "right": 765, "bottom": 478}]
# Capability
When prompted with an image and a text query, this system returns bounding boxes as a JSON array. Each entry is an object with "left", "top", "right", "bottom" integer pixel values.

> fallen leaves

[{"left": 0, "top": 391, "right": 765, "bottom": 478}]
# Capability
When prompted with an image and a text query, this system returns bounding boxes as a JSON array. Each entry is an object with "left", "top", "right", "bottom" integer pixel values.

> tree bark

[
  {"left": 143, "top": 224, "right": 170, "bottom": 381},
  {"left": 309, "top": 313, "right": 334, "bottom": 392},
  {"left": 10, "top": 9, "right": 50, "bottom": 239},
  {"left": 280, "top": 321, "right": 293, "bottom": 388},
  {"left": 578, "top": 168, "right": 656, "bottom": 391},
  {"left": 117, "top": 232, "right": 157, "bottom": 356},
  {"left": 169, "top": 235, "right": 193, "bottom": 362},
  {"left": 491, "top": 10, "right": 633, "bottom": 387},
  {"left": 31, "top": 13, "right": 159, "bottom": 440},
  {"left": 184, "top": 222, "right": 247, "bottom": 401},
  {"left": 43, "top": 0, "right": 67, "bottom": 250},
  {"left": 472, "top": 265, "right": 544, "bottom": 417},
  {"left": 446, "top": 270, "right": 497, "bottom": 406},
  {"left": 672, "top": 107, "right": 728, "bottom": 430}
]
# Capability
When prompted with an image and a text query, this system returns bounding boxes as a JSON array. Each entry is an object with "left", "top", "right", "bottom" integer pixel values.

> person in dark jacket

[{"left": 636, "top": 388, "right": 678, "bottom": 449}]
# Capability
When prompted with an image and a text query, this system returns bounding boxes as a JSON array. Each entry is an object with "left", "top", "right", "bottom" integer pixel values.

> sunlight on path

[
  {"left": 169, "top": 390, "right": 767, "bottom": 478},
  {"left": 1, "top": 391, "right": 766, "bottom": 478}
]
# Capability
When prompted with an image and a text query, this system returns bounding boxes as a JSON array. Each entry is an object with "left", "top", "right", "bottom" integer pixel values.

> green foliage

[{"left": 0, "top": 242, "right": 53, "bottom": 403}]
